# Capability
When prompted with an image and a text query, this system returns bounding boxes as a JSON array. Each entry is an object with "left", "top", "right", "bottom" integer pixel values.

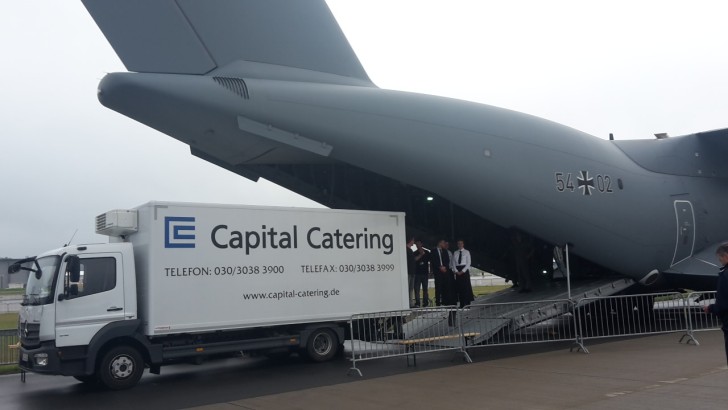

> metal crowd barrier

[
  {"left": 0, "top": 329, "right": 19, "bottom": 365},
  {"left": 0, "top": 301, "right": 21, "bottom": 313},
  {"left": 679, "top": 291, "right": 721, "bottom": 345},
  {"left": 576, "top": 291, "right": 721, "bottom": 348},
  {"left": 464, "top": 299, "right": 577, "bottom": 349},
  {"left": 347, "top": 292, "right": 723, "bottom": 373},
  {"left": 574, "top": 292, "right": 687, "bottom": 344},
  {"left": 348, "top": 306, "right": 472, "bottom": 376}
]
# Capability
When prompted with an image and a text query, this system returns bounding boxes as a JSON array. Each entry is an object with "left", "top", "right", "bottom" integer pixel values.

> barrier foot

[
  {"left": 570, "top": 338, "right": 589, "bottom": 354},
  {"left": 679, "top": 332, "right": 700, "bottom": 346},
  {"left": 347, "top": 366, "right": 363, "bottom": 377},
  {"left": 462, "top": 349, "right": 473, "bottom": 364},
  {"left": 449, "top": 348, "right": 473, "bottom": 364},
  {"left": 406, "top": 352, "right": 417, "bottom": 367}
]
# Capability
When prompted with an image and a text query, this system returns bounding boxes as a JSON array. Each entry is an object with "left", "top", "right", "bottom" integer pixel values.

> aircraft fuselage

[{"left": 98, "top": 72, "right": 728, "bottom": 287}]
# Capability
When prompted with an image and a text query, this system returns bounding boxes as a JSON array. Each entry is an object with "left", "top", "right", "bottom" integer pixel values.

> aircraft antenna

[{"left": 64, "top": 229, "right": 79, "bottom": 247}]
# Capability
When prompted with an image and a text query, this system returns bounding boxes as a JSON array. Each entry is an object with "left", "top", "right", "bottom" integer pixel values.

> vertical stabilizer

[{"left": 82, "top": 0, "right": 373, "bottom": 85}]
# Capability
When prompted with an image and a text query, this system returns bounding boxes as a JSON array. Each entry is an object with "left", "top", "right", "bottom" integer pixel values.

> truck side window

[{"left": 74, "top": 257, "right": 116, "bottom": 297}]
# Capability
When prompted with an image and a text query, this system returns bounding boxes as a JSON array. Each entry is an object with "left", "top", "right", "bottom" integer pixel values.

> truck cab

[{"left": 16, "top": 243, "right": 140, "bottom": 385}]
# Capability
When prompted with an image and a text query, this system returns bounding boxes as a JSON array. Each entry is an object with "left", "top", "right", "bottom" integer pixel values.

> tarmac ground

[{"left": 191, "top": 331, "right": 727, "bottom": 410}]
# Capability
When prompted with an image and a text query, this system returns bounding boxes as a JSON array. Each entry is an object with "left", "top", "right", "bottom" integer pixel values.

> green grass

[
  {"left": 0, "top": 313, "right": 19, "bottom": 330},
  {"left": 472, "top": 285, "right": 511, "bottom": 296},
  {"left": 0, "top": 288, "right": 23, "bottom": 296},
  {"left": 0, "top": 314, "right": 20, "bottom": 373},
  {"left": 653, "top": 291, "right": 698, "bottom": 302},
  {"left": 0, "top": 365, "right": 19, "bottom": 375}
]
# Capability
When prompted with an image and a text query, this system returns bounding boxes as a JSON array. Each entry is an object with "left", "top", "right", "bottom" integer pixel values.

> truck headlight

[{"left": 34, "top": 353, "right": 48, "bottom": 367}]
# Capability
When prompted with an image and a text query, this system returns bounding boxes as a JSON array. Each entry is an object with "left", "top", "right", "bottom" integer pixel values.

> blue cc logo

[{"left": 164, "top": 217, "right": 196, "bottom": 248}]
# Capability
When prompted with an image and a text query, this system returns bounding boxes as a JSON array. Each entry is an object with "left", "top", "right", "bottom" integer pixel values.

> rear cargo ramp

[{"left": 404, "top": 277, "right": 635, "bottom": 346}]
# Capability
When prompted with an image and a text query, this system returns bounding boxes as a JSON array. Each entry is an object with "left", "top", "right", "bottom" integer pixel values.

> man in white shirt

[{"left": 451, "top": 239, "right": 474, "bottom": 307}]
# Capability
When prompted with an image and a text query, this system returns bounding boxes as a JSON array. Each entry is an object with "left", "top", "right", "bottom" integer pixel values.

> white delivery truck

[{"left": 10, "top": 201, "right": 408, "bottom": 389}]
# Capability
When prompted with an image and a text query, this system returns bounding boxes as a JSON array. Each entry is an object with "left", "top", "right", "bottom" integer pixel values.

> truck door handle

[{"left": 107, "top": 307, "right": 123, "bottom": 312}]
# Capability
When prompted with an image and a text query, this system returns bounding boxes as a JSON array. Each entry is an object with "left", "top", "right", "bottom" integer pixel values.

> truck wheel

[
  {"left": 306, "top": 328, "right": 338, "bottom": 362},
  {"left": 98, "top": 346, "right": 144, "bottom": 390},
  {"left": 73, "top": 374, "right": 98, "bottom": 385}
]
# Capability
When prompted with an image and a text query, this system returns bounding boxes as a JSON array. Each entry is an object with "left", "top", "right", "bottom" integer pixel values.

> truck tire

[
  {"left": 305, "top": 328, "right": 338, "bottom": 362},
  {"left": 97, "top": 345, "right": 144, "bottom": 390}
]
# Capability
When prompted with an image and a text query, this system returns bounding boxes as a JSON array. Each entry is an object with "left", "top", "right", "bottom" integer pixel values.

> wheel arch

[
  {"left": 298, "top": 323, "right": 345, "bottom": 348},
  {"left": 85, "top": 320, "right": 161, "bottom": 374}
]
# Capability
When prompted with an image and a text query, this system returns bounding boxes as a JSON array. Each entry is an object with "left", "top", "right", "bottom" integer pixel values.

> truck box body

[
  {"left": 132, "top": 202, "right": 409, "bottom": 336},
  {"left": 14, "top": 201, "right": 410, "bottom": 389}
]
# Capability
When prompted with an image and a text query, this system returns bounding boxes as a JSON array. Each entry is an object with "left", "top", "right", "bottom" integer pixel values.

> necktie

[
  {"left": 438, "top": 249, "right": 443, "bottom": 265},
  {"left": 458, "top": 250, "right": 462, "bottom": 264}
]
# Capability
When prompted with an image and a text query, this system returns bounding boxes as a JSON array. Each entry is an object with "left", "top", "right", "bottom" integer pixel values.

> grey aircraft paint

[{"left": 82, "top": 0, "right": 727, "bottom": 290}]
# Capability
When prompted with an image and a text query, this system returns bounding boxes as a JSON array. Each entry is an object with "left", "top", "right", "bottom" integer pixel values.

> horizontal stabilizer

[
  {"left": 615, "top": 127, "right": 728, "bottom": 178},
  {"left": 82, "top": 0, "right": 372, "bottom": 84},
  {"left": 695, "top": 127, "right": 728, "bottom": 140}
]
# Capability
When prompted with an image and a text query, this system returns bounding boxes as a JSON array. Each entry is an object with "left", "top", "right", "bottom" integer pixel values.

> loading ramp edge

[{"left": 405, "top": 277, "right": 636, "bottom": 346}]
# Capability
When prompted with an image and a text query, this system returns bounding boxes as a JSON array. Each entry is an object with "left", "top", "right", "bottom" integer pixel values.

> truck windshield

[{"left": 23, "top": 256, "right": 60, "bottom": 306}]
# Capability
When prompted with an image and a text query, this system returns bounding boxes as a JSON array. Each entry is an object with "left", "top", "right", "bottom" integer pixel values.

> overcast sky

[{"left": 1, "top": 1, "right": 727, "bottom": 257}]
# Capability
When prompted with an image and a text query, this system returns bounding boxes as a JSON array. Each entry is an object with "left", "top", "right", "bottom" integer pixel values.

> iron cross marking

[{"left": 577, "top": 170, "right": 595, "bottom": 196}]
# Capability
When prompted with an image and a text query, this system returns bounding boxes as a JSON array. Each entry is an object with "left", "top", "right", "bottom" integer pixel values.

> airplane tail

[
  {"left": 82, "top": 0, "right": 374, "bottom": 86},
  {"left": 615, "top": 127, "right": 728, "bottom": 178}
]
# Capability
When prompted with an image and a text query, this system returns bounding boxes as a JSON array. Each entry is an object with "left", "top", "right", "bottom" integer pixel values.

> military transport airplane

[{"left": 82, "top": 0, "right": 727, "bottom": 290}]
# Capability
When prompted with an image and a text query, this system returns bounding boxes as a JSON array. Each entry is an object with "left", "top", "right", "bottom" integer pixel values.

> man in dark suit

[
  {"left": 406, "top": 237, "right": 416, "bottom": 307},
  {"left": 432, "top": 239, "right": 454, "bottom": 306},
  {"left": 412, "top": 239, "right": 430, "bottom": 307}
]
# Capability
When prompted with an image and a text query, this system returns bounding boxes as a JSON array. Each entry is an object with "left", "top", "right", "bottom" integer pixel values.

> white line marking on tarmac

[
  {"left": 644, "top": 384, "right": 661, "bottom": 389},
  {"left": 658, "top": 378, "right": 688, "bottom": 384},
  {"left": 606, "top": 391, "right": 632, "bottom": 398},
  {"left": 699, "top": 369, "right": 724, "bottom": 376}
]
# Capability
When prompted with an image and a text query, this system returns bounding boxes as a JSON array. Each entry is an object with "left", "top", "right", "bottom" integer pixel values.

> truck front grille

[{"left": 20, "top": 322, "right": 40, "bottom": 348}]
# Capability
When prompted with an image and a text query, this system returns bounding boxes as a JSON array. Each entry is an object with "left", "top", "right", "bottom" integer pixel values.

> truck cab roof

[{"left": 37, "top": 242, "right": 132, "bottom": 259}]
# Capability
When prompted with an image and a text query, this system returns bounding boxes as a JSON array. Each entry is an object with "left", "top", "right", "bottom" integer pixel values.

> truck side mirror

[
  {"left": 66, "top": 255, "right": 81, "bottom": 283},
  {"left": 7, "top": 256, "right": 40, "bottom": 276}
]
